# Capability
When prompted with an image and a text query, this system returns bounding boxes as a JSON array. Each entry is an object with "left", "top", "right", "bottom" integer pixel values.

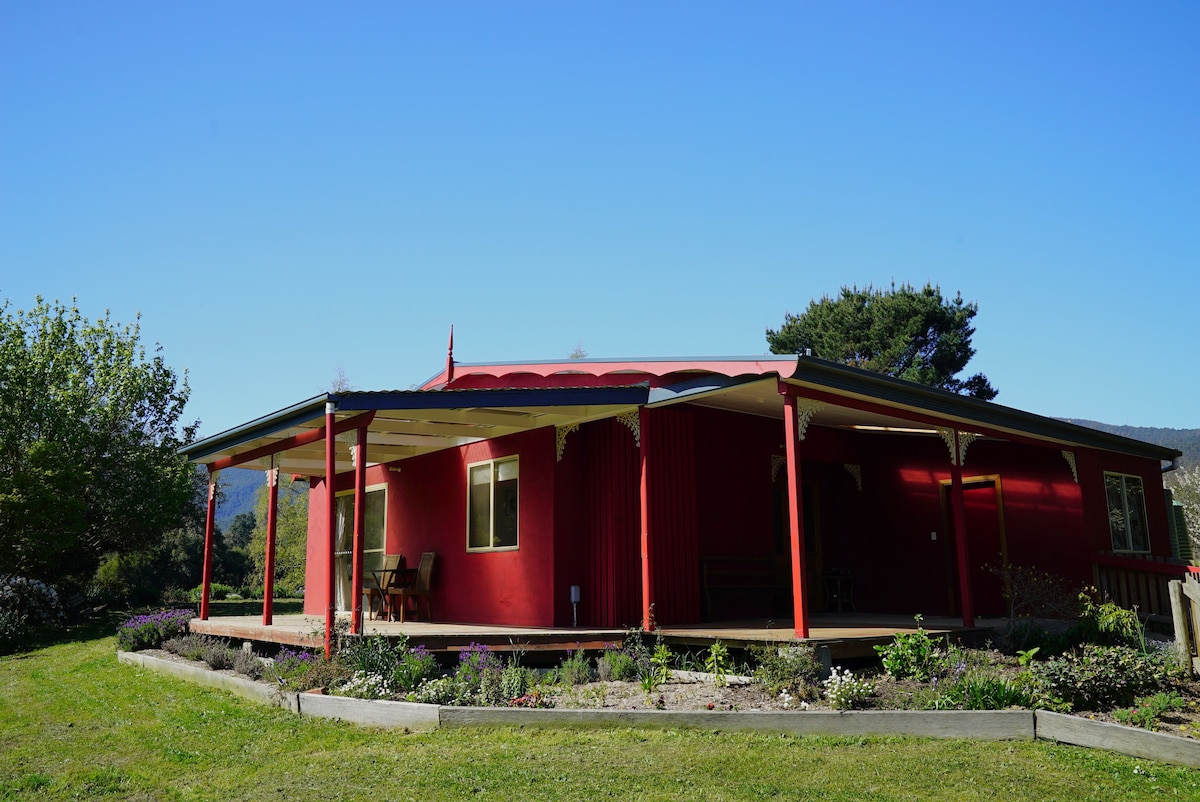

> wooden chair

[
  {"left": 387, "top": 551, "right": 435, "bottom": 623},
  {"left": 364, "top": 554, "right": 404, "bottom": 620}
]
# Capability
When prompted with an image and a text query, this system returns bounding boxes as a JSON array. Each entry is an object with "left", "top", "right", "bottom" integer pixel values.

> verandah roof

[{"left": 182, "top": 355, "right": 1181, "bottom": 476}]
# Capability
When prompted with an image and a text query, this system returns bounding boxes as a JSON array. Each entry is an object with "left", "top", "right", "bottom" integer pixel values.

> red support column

[
  {"left": 950, "top": 430, "right": 976, "bottom": 628},
  {"left": 324, "top": 402, "right": 337, "bottom": 659},
  {"left": 782, "top": 395, "right": 811, "bottom": 638},
  {"left": 350, "top": 427, "right": 367, "bottom": 634},
  {"left": 638, "top": 406, "right": 655, "bottom": 631},
  {"left": 199, "top": 470, "right": 218, "bottom": 621},
  {"left": 262, "top": 461, "right": 279, "bottom": 626}
]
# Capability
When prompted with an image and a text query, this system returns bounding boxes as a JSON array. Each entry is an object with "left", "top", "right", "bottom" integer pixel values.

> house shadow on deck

[{"left": 190, "top": 612, "right": 992, "bottom": 663}]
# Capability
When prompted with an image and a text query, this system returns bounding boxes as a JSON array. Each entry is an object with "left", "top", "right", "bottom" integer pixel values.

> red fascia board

[{"left": 206, "top": 411, "right": 376, "bottom": 472}]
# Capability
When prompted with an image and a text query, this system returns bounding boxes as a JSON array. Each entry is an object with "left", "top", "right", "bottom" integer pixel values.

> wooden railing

[
  {"left": 1091, "top": 552, "right": 1199, "bottom": 623},
  {"left": 1170, "top": 574, "right": 1200, "bottom": 678}
]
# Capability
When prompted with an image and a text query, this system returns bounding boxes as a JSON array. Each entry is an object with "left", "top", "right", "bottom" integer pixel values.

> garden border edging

[{"left": 118, "top": 651, "right": 1200, "bottom": 767}]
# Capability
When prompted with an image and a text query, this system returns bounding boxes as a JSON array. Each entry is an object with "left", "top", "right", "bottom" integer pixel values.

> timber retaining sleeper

[{"left": 117, "top": 651, "right": 1200, "bottom": 768}]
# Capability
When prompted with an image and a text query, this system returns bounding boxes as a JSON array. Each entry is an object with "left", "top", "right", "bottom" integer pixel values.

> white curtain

[{"left": 334, "top": 497, "right": 353, "bottom": 611}]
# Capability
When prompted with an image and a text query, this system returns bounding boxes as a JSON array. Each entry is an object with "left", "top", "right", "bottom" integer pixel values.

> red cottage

[{"left": 183, "top": 353, "right": 1189, "bottom": 654}]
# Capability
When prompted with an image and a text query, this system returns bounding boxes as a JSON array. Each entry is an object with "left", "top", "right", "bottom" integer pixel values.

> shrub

[
  {"left": 752, "top": 643, "right": 823, "bottom": 700},
  {"left": 202, "top": 638, "right": 235, "bottom": 670},
  {"left": 116, "top": 609, "right": 195, "bottom": 651},
  {"left": 0, "top": 575, "right": 64, "bottom": 654},
  {"left": 875, "top": 615, "right": 954, "bottom": 681},
  {"left": 162, "top": 634, "right": 208, "bottom": 662},
  {"left": 559, "top": 648, "right": 593, "bottom": 686},
  {"left": 598, "top": 646, "right": 638, "bottom": 682},
  {"left": 339, "top": 633, "right": 403, "bottom": 678},
  {"left": 1032, "top": 644, "right": 1170, "bottom": 711},
  {"left": 1075, "top": 592, "right": 1143, "bottom": 649},
  {"left": 449, "top": 643, "right": 503, "bottom": 705},
  {"left": 232, "top": 647, "right": 263, "bottom": 679},
  {"left": 188, "top": 583, "right": 235, "bottom": 602},
  {"left": 500, "top": 661, "right": 535, "bottom": 701},
  {"left": 393, "top": 645, "right": 441, "bottom": 693}
]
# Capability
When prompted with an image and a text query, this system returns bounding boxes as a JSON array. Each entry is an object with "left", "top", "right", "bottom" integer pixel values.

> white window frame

[
  {"left": 1104, "top": 472, "right": 1150, "bottom": 553},
  {"left": 466, "top": 456, "right": 519, "bottom": 552}
]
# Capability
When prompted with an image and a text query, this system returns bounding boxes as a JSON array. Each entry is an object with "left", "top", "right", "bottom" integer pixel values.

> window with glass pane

[
  {"left": 467, "top": 457, "right": 519, "bottom": 551},
  {"left": 1105, "top": 473, "right": 1149, "bottom": 552}
]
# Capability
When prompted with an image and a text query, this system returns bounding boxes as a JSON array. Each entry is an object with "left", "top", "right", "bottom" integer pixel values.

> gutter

[{"left": 1164, "top": 456, "right": 1182, "bottom": 474}]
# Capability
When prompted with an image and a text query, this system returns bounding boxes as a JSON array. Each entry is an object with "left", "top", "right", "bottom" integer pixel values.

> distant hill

[
  {"left": 1063, "top": 420, "right": 1199, "bottom": 468},
  {"left": 215, "top": 468, "right": 265, "bottom": 530}
]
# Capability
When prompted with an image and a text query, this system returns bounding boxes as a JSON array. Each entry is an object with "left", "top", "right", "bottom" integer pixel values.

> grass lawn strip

[{"left": 2, "top": 632, "right": 1199, "bottom": 800}]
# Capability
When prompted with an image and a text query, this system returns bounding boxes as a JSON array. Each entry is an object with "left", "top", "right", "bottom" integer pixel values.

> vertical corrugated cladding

[
  {"left": 647, "top": 405, "right": 700, "bottom": 625},
  {"left": 578, "top": 417, "right": 641, "bottom": 628}
]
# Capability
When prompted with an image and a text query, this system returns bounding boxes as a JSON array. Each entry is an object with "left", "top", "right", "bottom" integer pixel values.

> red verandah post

[
  {"left": 782, "top": 393, "right": 810, "bottom": 639},
  {"left": 325, "top": 401, "right": 337, "bottom": 659},
  {"left": 262, "top": 458, "right": 279, "bottom": 626},
  {"left": 950, "top": 429, "right": 976, "bottom": 628},
  {"left": 638, "top": 406, "right": 655, "bottom": 631},
  {"left": 199, "top": 469, "right": 219, "bottom": 620}
]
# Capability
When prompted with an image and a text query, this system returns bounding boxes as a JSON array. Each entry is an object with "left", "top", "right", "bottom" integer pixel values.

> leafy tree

[
  {"left": 246, "top": 477, "right": 310, "bottom": 597},
  {"left": 766, "top": 283, "right": 998, "bottom": 400},
  {"left": 226, "top": 512, "right": 257, "bottom": 550},
  {"left": 0, "top": 297, "right": 197, "bottom": 588}
]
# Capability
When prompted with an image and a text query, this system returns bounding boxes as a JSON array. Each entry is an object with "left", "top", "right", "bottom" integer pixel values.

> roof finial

[{"left": 446, "top": 324, "right": 455, "bottom": 384}]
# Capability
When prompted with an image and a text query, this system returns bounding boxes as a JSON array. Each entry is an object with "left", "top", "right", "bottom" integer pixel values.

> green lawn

[{"left": 2, "top": 626, "right": 1198, "bottom": 801}]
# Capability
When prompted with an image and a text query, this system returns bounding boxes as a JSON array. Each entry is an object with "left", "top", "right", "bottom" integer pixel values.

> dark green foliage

[
  {"left": 766, "top": 283, "right": 997, "bottom": 399},
  {"left": 875, "top": 617, "right": 954, "bottom": 681},
  {"left": 0, "top": 576, "right": 64, "bottom": 654},
  {"left": 1032, "top": 644, "right": 1171, "bottom": 711},
  {"left": 0, "top": 297, "right": 197, "bottom": 590}
]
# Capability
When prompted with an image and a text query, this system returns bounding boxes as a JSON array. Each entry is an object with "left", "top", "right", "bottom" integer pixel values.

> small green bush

[
  {"left": 558, "top": 648, "right": 593, "bottom": 686},
  {"left": 598, "top": 647, "right": 638, "bottom": 682},
  {"left": 1113, "top": 691, "right": 1186, "bottom": 731},
  {"left": 751, "top": 642, "right": 823, "bottom": 700},
  {"left": 875, "top": 615, "right": 954, "bottom": 681}
]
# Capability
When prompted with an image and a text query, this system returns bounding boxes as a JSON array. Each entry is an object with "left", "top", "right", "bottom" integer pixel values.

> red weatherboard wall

[{"left": 303, "top": 428, "right": 559, "bottom": 626}]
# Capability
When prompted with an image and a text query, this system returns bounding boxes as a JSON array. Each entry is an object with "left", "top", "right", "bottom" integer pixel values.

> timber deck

[{"left": 190, "top": 612, "right": 992, "bottom": 661}]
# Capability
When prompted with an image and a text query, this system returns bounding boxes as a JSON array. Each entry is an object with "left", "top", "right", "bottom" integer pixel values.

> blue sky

[{"left": 2, "top": 2, "right": 1197, "bottom": 435}]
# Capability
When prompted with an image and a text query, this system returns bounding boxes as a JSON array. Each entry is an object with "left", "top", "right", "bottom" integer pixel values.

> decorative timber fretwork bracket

[
  {"left": 1061, "top": 450, "right": 1079, "bottom": 483},
  {"left": 555, "top": 423, "right": 580, "bottom": 462},
  {"left": 844, "top": 463, "right": 863, "bottom": 491},
  {"left": 770, "top": 454, "right": 786, "bottom": 483},
  {"left": 794, "top": 399, "right": 824, "bottom": 441},
  {"left": 337, "top": 430, "right": 360, "bottom": 468},
  {"left": 617, "top": 411, "right": 641, "bottom": 447},
  {"left": 936, "top": 427, "right": 981, "bottom": 466}
]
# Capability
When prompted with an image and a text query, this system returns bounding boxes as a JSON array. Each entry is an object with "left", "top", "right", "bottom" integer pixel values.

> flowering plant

[
  {"left": 823, "top": 666, "right": 875, "bottom": 710},
  {"left": 116, "top": 608, "right": 195, "bottom": 651}
]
